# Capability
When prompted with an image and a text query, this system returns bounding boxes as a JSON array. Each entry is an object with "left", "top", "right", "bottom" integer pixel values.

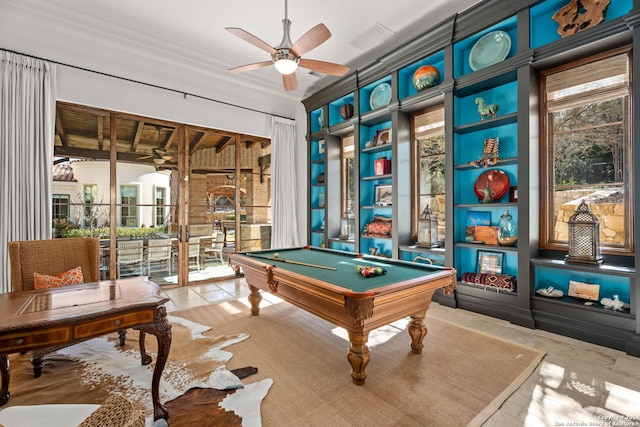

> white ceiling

[{"left": 1, "top": 0, "right": 483, "bottom": 107}]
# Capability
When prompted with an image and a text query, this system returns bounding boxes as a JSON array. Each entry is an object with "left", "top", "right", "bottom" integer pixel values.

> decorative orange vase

[{"left": 412, "top": 65, "right": 440, "bottom": 91}]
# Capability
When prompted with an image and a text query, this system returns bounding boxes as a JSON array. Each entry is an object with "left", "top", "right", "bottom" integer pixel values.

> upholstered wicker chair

[
  {"left": 7, "top": 237, "right": 138, "bottom": 378},
  {"left": 8, "top": 237, "right": 101, "bottom": 293}
]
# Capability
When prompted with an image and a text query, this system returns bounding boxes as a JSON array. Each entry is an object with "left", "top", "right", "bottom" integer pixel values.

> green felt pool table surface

[{"left": 234, "top": 246, "right": 451, "bottom": 294}]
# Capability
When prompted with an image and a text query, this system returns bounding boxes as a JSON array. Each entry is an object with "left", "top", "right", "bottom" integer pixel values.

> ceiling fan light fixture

[
  {"left": 153, "top": 157, "right": 166, "bottom": 165},
  {"left": 272, "top": 51, "right": 299, "bottom": 75}
]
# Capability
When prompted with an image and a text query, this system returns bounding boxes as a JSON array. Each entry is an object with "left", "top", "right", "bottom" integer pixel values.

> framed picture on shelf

[
  {"left": 466, "top": 211, "right": 490, "bottom": 242},
  {"left": 375, "top": 128, "right": 391, "bottom": 146},
  {"left": 374, "top": 184, "right": 393, "bottom": 206},
  {"left": 477, "top": 250, "right": 504, "bottom": 274},
  {"left": 318, "top": 139, "right": 325, "bottom": 154},
  {"left": 509, "top": 186, "right": 518, "bottom": 202}
]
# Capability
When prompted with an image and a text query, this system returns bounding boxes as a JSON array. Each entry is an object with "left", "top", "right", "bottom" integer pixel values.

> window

[
  {"left": 414, "top": 106, "right": 445, "bottom": 244},
  {"left": 155, "top": 187, "right": 166, "bottom": 226},
  {"left": 83, "top": 184, "right": 98, "bottom": 227},
  {"left": 52, "top": 194, "right": 70, "bottom": 220},
  {"left": 341, "top": 134, "right": 355, "bottom": 212},
  {"left": 120, "top": 185, "right": 139, "bottom": 227},
  {"left": 541, "top": 48, "right": 632, "bottom": 254}
]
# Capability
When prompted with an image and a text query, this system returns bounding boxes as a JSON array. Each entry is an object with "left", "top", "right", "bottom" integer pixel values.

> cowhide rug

[{"left": 3, "top": 313, "right": 272, "bottom": 427}]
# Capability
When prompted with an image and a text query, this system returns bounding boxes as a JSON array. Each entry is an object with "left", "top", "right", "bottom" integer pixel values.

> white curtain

[
  {"left": 0, "top": 51, "right": 56, "bottom": 293},
  {"left": 270, "top": 116, "right": 300, "bottom": 248}
]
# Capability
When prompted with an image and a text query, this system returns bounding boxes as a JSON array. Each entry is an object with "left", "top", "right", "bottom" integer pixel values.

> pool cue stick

[{"left": 246, "top": 253, "right": 337, "bottom": 270}]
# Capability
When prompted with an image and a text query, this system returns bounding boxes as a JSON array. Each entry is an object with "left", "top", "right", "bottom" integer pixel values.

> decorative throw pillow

[
  {"left": 460, "top": 272, "right": 517, "bottom": 292},
  {"left": 362, "top": 215, "right": 392, "bottom": 237},
  {"left": 34, "top": 266, "right": 84, "bottom": 289}
]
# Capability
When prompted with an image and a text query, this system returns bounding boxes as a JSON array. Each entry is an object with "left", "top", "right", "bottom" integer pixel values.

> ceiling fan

[
  {"left": 225, "top": 0, "right": 350, "bottom": 91},
  {"left": 138, "top": 125, "right": 176, "bottom": 165}
]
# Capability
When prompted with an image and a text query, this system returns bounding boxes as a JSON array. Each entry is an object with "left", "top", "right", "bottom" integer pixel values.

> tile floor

[{"left": 161, "top": 279, "right": 640, "bottom": 426}]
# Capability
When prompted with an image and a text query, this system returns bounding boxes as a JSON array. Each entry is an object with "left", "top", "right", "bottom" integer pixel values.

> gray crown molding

[{"left": 452, "top": 0, "right": 518, "bottom": 42}]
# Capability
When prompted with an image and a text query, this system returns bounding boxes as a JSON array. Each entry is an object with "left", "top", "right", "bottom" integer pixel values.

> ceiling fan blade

[
  {"left": 282, "top": 72, "right": 298, "bottom": 91},
  {"left": 298, "top": 58, "right": 350, "bottom": 76},
  {"left": 225, "top": 27, "right": 277, "bottom": 55},
  {"left": 290, "top": 23, "right": 331, "bottom": 57},
  {"left": 163, "top": 155, "right": 176, "bottom": 162},
  {"left": 228, "top": 61, "right": 274, "bottom": 74},
  {"left": 138, "top": 155, "right": 153, "bottom": 160}
]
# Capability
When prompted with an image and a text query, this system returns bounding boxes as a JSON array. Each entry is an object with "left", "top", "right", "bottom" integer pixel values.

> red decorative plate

[{"left": 474, "top": 169, "right": 510, "bottom": 202}]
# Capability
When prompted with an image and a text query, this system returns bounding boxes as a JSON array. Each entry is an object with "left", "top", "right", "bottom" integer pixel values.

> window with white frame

[
  {"left": 540, "top": 47, "right": 632, "bottom": 255},
  {"left": 83, "top": 184, "right": 98, "bottom": 227},
  {"left": 52, "top": 194, "right": 70, "bottom": 220},
  {"left": 120, "top": 185, "right": 139, "bottom": 227},
  {"left": 155, "top": 187, "right": 166, "bottom": 226}
]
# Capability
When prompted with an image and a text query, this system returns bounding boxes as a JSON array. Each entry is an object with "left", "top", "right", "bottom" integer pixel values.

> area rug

[
  {"left": 170, "top": 300, "right": 545, "bottom": 427},
  {"left": 2, "top": 311, "right": 272, "bottom": 426}
]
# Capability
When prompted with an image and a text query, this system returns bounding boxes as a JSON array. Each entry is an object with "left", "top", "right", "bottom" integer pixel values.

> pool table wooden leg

[
  {"left": 346, "top": 329, "right": 370, "bottom": 386},
  {"left": 248, "top": 285, "right": 262, "bottom": 316},
  {"left": 407, "top": 309, "right": 429, "bottom": 354}
]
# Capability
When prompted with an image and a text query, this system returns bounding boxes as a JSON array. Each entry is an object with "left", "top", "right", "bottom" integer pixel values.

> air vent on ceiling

[{"left": 349, "top": 22, "right": 395, "bottom": 51}]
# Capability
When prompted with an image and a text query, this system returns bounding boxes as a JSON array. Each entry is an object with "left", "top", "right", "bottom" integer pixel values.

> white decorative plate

[
  {"left": 469, "top": 30, "right": 512, "bottom": 71},
  {"left": 369, "top": 83, "right": 392, "bottom": 110}
]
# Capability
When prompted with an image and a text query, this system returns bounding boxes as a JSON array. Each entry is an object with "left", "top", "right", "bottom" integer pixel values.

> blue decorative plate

[
  {"left": 370, "top": 82, "right": 392, "bottom": 110},
  {"left": 469, "top": 30, "right": 511, "bottom": 71}
]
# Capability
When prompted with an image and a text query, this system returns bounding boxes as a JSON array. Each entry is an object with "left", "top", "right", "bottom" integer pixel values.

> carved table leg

[
  {"left": 407, "top": 309, "right": 429, "bottom": 354},
  {"left": 139, "top": 331, "right": 152, "bottom": 365},
  {"left": 346, "top": 329, "right": 371, "bottom": 386},
  {"left": 248, "top": 285, "right": 262, "bottom": 316},
  {"left": 137, "top": 305, "right": 172, "bottom": 421},
  {"left": 0, "top": 355, "right": 9, "bottom": 405}
]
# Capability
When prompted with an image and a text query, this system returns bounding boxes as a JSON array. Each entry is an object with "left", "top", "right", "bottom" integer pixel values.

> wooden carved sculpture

[{"left": 552, "top": 0, "right": 611, "bottom": 37}]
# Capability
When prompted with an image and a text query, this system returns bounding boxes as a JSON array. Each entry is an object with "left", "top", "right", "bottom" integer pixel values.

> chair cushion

[{"left": 33, "top": 266, "right": 84, "bottom": 289}]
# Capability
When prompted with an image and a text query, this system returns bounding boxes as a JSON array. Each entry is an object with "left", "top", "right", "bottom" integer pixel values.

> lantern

[
  {"left": 340, "top": 206, "right": 356, "bottom": 240},
  {"left": 565, "top": 200, "right": 603, "bottom": 265},
  {"left": 417, "top": 205, "right": 439, "bottom": 248}
]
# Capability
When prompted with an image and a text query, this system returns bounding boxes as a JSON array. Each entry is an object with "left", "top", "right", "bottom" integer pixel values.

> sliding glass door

[{"left": 53, "top": 102, "right": 271, "bottom": 287}]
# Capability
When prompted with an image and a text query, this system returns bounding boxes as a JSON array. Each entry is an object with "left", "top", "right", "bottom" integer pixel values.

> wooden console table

[{"left": 0, "top": 277, "right": 172, "bottom": 421}]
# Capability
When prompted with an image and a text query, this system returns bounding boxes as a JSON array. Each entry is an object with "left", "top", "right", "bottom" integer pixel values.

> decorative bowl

[
  {"left": 370, "top": 83, "right": 392, "bottom": 110},
  {"left": 473, "top": 169, "right": 510, "bottom": 202},
  {"left": 469, "top": 30, "right": 511, "bottom": 71}
]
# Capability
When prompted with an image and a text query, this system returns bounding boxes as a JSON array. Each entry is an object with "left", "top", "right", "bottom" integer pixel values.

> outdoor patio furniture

[
  {"left": 146, "top": 238, "right": 172, "bottom": 276},
  {"left": 117, "top": 240, "right": 144, "bottom": 278},
  {"left": 188, "top": 237, "right": 200, "bottom": 271},
  {"left": 204, "top": 232, "right": 225, "bottom": 265}
]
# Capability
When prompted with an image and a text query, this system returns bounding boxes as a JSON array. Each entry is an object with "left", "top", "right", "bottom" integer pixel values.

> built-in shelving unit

[{"left": 303, "top": 0, "right": 640, "bottom": 356}]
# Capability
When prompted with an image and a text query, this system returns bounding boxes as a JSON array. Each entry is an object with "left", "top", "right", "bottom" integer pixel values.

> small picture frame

[
  {"left": 318, "top": 139, "right": 325, "bottom": 154},
  {"left": 375, "top": 128, "right": 391, "bottom": 146},
  {"left": 477, "top": 250, "right": 504, "bottom": 274},
  {"left": 374, "top": 184, "right": 393, "bottom": 206},
  {"left": 509, "top": 186, "right": 518, "bottom": 203},
  {"left": 466, "top": 211, "right": 491, "bottom": 242}
]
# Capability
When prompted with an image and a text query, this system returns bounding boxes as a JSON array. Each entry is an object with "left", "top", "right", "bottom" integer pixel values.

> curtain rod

[{"left": 1, "top": 48, "right": 295, "bottom": 121}]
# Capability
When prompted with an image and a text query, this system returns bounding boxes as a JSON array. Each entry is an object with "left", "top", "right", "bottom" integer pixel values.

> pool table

[{"left": 229, "top": 246, "right": 456, "bottom": 385}]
